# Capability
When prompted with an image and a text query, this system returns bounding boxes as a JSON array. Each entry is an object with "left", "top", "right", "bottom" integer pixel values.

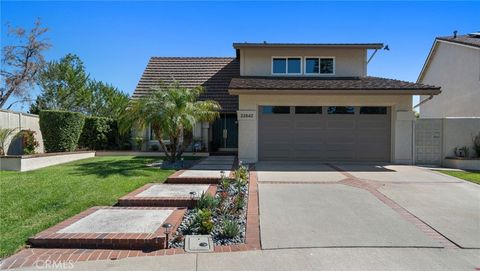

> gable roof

[
  {"left": 436, "top": 34, "right": 480, "bottom": 48},
  {"left": 418, "top": 34, "right": 480, "bottom": 82},
  {"left": 233, "top": 42, "right": 384, "bottom": 49},
  {"left": 229, "top": 76, "right": 440, "bottom": 95},
  {"left": 132, "top": 57, "right": 240, "bottom": 113}
]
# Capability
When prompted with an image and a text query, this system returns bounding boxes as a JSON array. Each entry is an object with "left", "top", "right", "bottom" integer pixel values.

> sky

[{"left": 1, "top": 1, "right": 479, "bottom": 112}]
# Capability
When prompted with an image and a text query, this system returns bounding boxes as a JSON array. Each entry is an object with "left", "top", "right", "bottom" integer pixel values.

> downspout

[{"left": 413, "top": 95, "right": 434, "bottom": 109}]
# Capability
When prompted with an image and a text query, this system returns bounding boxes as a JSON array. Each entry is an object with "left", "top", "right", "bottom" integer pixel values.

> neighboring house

[
  {"left": 418, "top": 32, "right": 480, "bottom": 118},
  {"left": 133, "top": 42, "right": 441, "bottom": 163}
]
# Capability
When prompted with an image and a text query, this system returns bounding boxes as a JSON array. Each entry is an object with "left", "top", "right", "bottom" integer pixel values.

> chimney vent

[{"left": 453, "top": 30, "right": 458, "bottom": 38}]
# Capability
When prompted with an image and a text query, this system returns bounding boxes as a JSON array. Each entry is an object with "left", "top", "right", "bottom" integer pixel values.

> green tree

[
  {"left": 30, "top": 54, "right": 90, "bottom": 114},
  {"left": 121, "top": 81, "right": 220, "bottom": 162},
  {"left": 87, "top": 80, "right": 129, "bottom": 119}
]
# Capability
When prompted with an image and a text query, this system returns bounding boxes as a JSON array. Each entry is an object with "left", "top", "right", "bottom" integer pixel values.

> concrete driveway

[{"left": 256, "top": 161, "right": 480, "bottom": 250}]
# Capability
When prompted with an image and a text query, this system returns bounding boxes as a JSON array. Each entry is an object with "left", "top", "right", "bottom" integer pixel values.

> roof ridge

[{"left": 150, "top": 56, "right": 235, "bottom": 59}]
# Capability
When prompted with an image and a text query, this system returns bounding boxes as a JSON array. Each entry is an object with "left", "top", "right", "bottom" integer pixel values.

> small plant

[
  {"left": 473, "top": 132, "right": 480, "bottom": 157},
  {"left": 229, "top": 193, "right": 246, "bottom": 214},
  {"left": 196, "top": 192, "right": 219, "bottom": 210},
  {"left": 220, "top": 219, "right": 240, "bottom": 238},
  {"left": 0, "top": 128, "right": 17, "bottom": 155},
  {"left": 134, "top": 137, "right": 144, "bottom": 151},
  {"left": 193, "top": 209, "right": 214, "bottom": 234},
  {"left": 20, "top": 130, "right": 39, "bottom": 155},
  {"left": 455, "top": 146, "right": 470, "bottom": 158},
  {"left": 233, "top": 165, "right": 248, "bottom": 181},
  {"left": 220, "top": 177, "right": 231, "bottom": 191}
]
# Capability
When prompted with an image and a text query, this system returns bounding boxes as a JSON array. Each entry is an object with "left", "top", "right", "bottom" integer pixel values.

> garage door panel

[{"left": 259, "top": 106, "right": 391, "bottom": 161}]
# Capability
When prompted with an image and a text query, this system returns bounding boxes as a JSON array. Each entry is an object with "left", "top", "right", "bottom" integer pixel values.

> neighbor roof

[
  {"left": 233, "top": 42, "right": 384, "bottom": 49},
  {"left": 133, "top": 57, "right": 240, "bottom": 112},
  {"left": 229, "top": 76, "right": 441, "bottom": 95},
  {"left": 436, "top": 34, "right": 480, "bottom": 48}
]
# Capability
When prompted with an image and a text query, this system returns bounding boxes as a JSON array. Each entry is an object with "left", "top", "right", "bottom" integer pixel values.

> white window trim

[
  {"left": 271, "top": 56, "right": 303, "bottom": 76},
  {"left": 303, "top": 56, "right": 336, "bottom": 76}
]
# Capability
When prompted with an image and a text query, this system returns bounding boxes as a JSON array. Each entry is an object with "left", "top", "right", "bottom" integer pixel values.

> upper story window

[
  {"left": 305, "top": 57, "right": 335, "bottom": 75},
  {"left": 272, "top": 57, "right": 302, "bottom": 75}
]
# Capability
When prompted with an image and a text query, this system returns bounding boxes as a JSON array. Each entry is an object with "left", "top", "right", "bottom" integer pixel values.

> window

[
  {"left": 272, "top": 57, "right": 301, "bottom": 75},
  {"left": 360, "top": 107, "right": 387, "bottom": 115},
  {"left": 327, "top": 106, "right": 355, "bottom": 114},
  {"left": 295, "top": 106, "right": 322, "bottom": 114},
  {"left": 305, "top": 57, "right": 335, "bottom": 75},
  {"left": 320, "top": 58, "right": 334, "bottom": 74},
  {"left": 262, "top": 106, "right": 290, "bottom": 114},
  {"left": 305, "top": 58, "right": 320, "bottom": 74}
]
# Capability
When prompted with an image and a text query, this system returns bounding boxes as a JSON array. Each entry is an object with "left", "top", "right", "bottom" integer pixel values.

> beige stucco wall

[
  {"left": 240, "top": 48, "right": 366, "bottom": 77},
  {"left": 419, "top": 41, "right": 480, "bottom": 118},
  {"left": 0, "top": 110, "right": 44, "bottom": 154},
  {"left": 236, "top": 94, "right": 414, "bottom": 163},
  {"left": 442, "top": 117, "right": 480, "bottom": 159}
]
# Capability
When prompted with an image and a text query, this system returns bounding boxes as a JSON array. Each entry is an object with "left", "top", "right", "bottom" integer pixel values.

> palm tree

[{"left": 121, "top": 81, "right": 221, "bottom": 162}]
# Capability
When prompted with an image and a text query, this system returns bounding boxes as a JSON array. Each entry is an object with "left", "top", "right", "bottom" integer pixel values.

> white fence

[
  {"left": 415, "top": 117, "right": 480, "bottom": 166},
  {"left": 0, "top": 110, "right": 44, "bottom": 155}
]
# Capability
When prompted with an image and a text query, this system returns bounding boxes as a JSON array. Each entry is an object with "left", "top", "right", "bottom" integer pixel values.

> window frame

[
  {"left": 303, "top": 56, "right": 336, "bottom": 76},
  {"left": 271, "top": 56, "right": 303, "bottom": 76}
]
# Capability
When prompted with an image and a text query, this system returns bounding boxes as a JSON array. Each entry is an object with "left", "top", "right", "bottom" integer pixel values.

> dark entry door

[{"left": 212, "top": 114, "right": 238, "bottom": 150}]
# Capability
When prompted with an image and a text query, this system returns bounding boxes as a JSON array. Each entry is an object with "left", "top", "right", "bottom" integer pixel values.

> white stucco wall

[
  {"left": 239, "top": 47, "right": 367, "bottom": 77},
  {"left": 236, "top": 94, "right": 414, "bottom": 163},
  {"left": 442, "top": 117, "right": 480, "bottom": 159},
  {"left": 0, "top": 110, "right": 44, "bottom": 154},
  {"left": 419, "top": 41, "right": 480, "bottom": 118}
]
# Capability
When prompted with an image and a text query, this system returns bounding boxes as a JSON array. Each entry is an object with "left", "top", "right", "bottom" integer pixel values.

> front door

[{"left": 212, "top": 113, "right": 238, "bottom": 151}]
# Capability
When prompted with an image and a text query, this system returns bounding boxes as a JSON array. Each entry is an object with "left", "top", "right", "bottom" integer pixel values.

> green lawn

[
  {"left": 0, "top": 156, "right": 174, "bottom": 258},
  {"left": 436, "top": 170, "right": 480, "bottom": 185}
]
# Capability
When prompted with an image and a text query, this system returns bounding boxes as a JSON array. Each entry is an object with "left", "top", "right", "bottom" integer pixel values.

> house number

[
  {"left": 241, "top": 113, "right": 254, "bottom": 118},
  {"left": 237, "top": 111, "right": 256, "bottom": 121}
]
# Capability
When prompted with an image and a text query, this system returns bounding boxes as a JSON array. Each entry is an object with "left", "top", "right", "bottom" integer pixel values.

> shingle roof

[
  {"left": 229, "top": 76, "right": 441, "bottom": 95},
  {"left": 233, "top": 42, "right": 384, "bottom": 49},
  {"left": 133, "top": 57, "right": 240, "bottom": 113},
  {"left": 437, "top": 34, "right": 480, "bottom": 48}
]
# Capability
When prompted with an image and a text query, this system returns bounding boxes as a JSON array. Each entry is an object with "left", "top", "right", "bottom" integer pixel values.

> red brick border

[
  {"left": 118, "top": 184, "right": 217, "bottom": 208},
  {"left": 28, "top": 207, "right": 186, "bottom": 250}
]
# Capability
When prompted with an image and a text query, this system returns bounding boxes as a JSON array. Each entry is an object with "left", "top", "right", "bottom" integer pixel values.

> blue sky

[{"left": 1, "top": 1, "right": 479, "bottom": 111}]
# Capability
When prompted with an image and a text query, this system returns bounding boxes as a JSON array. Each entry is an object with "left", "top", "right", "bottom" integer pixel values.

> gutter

[
  {"left": 229, "top": 88, "right": 442, "bottom": 96},
  {"left": 413, "top": 95, "right": 435, "bottom": 109}
]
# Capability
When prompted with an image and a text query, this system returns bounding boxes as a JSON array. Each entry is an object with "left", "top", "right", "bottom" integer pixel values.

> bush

[
  {"left": 196, "top": 192, "right": 219, "bottom": 210},
  {"left": 474, "top": 133, "right": 480, "bottom": 157},
  {"left": 39, "top": 110, "right": 85, "bottom": 152},
  {"left": 194, "top": 209, "right": 214, "bottom": 234},
  {"left": 19, "top": 130, "right": 39, "bottom": 155},
  {"left": 220, "top": 220, "right": 240, "bottom": 238},
  {"left": 78, "top": 117, "right": 112, "bottom": 150}
]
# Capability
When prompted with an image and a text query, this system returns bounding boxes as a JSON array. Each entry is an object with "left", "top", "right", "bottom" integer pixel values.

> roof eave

[
  {"left": 232, "top": 43, "right": 384, "bottom": 50},
  {"left": 228, "top": 88, "right": 441, "bottom": 96}
]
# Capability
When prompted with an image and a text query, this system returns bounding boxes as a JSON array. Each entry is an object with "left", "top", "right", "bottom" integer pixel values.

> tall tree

[
  {"left": 87, "top": 80, "right": 129, "bottom": 119},
  {"left": 121, "top": 81, "right": 220, "bottom": 162},
  {"left": 1, "top": 19, "right": 51, "bottom": 108},
  {"left": 30, "top": 54, "right": 90, "bottom": 113}
]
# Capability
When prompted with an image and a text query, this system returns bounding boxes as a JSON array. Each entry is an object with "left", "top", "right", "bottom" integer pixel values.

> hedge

[
  {"left": 78, "top": 117, "right": 113, "bottom": 150},
  {"left": 39, "top": 110, "right": 85, "bottom": 152}
]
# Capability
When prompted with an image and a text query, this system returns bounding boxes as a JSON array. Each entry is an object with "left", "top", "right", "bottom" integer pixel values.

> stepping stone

[
  {"left": 190, "top": 164, "right": 233, "bottom": 170},
  {"left": 28, "top": 207, "right": 186, "bottom": 250},
  {"left": 118, "top": 184, "right": 217, "bottom": 207}
]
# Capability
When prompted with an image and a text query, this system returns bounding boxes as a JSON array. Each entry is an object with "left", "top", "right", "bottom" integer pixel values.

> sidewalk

[{"left": 12, "top": 247, "right": 479, "bottom": 271}]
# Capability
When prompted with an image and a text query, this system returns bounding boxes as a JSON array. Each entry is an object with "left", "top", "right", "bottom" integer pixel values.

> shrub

[
  {"left": 234, "top": 165, "right": 248, "bottom": 181},
  {"left": 39, "top": 110, "right": 85, "bottom": 152},
  {"left": 220, "top": 220, "right": 240, "bottom": 238},
  {"left": 193, "top": 209, "right": 214, "bottom": 234},
  {"left": 473, "top": 133, "right": 480, "bottom": 157},
  {"left": 19, "top": 130, "right": 39, "bottom": 155},
  {"left": 196, "top": 192, "right": 219, "bottom": 210},
  {"left": 78, "top": 116, "right": 112, "bottom": 150}
]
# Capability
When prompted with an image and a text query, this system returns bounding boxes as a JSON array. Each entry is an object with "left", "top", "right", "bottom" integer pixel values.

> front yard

[
  {"left": 0, "top": 156, "right": 174, "bottom": 258},
  {"left": 436, "top": 170, "right": 480, "bottom": 185}
]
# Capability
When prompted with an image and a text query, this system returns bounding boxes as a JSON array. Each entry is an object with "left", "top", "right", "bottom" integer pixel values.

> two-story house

[
  {"left": 418, "top": 33, "right": 480, "bottom": 118},
  {"left": 133, "top": 42, "right": 440, "bottom": 164}
]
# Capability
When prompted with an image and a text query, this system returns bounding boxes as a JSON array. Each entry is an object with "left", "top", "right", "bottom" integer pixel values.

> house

[
  {"left": 133, "top": 42, "right": 441, "bottom": 163},
  {"left": 418, "top": 32, "right": 480, "bottom": 118}
]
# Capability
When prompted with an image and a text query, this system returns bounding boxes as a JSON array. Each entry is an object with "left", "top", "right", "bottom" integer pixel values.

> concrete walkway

[
  {"left": 14, "top": 248, "right": 480, "bottom": 271},
  {"left": 178, "top": 156, "right": 235, "bottom": 178}
]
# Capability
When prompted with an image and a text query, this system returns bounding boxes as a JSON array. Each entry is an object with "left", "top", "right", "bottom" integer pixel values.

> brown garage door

[{"left": 258, "top": 106, "right": 391, "bottom": 161}]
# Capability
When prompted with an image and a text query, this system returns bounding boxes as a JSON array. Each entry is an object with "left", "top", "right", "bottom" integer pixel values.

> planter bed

[
  {"left": 444, "top": 157, "right": 480, "bottom": 171},
  {"left": 0, "top": 151, "right": 95, "bottom": 172},
  {"left": 169, "top": 167, "right": 249, "bottom": 248}
]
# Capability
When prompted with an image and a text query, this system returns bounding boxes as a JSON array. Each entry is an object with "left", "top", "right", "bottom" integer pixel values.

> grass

[
  {"left": 436, "top": 170, "right": 480, "bottom": 185},
  {"left": 0, "top": 156, "right": 174, "bottom": 258}
]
